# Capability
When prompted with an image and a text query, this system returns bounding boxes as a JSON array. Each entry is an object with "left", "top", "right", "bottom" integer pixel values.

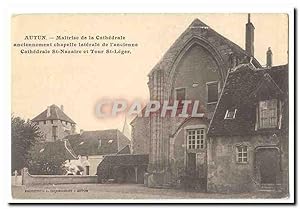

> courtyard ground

[{"left": 11, "top": 183, "right": 288, "bottom": 200}]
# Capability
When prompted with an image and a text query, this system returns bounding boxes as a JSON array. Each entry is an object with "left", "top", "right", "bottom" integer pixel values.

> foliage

[
  {"left": 11, "top": 115, "right": 41, "bottom": 174},
  {"left": 28, "top": 141, "right": 68, "bottom": 175}
]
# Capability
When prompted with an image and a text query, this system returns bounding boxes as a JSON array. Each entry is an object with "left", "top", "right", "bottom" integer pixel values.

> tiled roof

[
  {"left": 208, "top": 64, "right": 288, "bottom": 136},
  {"left": 30, "top": 140, "right": 78, "bottom": 161},
  {"left": 65, "top": 129, "right": 130, "bottom": 156},
  {"left": 116, "top": 145, "right": 131, "bottom": 154},
  {"left": 32, "top": 104, "right": 76, "bottom": 124}
]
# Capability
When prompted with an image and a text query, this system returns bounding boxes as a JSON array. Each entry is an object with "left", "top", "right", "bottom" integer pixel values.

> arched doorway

[{"left": 255, "top": 147, "right": 281, "bottom": 185}]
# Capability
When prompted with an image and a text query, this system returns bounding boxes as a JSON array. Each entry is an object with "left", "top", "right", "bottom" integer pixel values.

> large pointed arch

[{"left": 166, "top": 36, "right": 227, "bottom": 98}]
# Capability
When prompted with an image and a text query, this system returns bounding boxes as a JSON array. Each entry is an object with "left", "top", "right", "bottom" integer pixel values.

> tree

[
  {"left": 11, "top": 115, "right": 41, "bottom": 174},
  {"left": 28, "top": 141, "right": 68, "bottom": 175}
]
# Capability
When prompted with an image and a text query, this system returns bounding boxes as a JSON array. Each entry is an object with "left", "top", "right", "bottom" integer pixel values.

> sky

[{"left": 11, "top": 14, "right": 288, "bottom": 132}]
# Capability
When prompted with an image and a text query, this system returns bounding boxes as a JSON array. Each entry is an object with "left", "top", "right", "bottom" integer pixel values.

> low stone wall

[
  {"left": 12, "top": 176, "right": 23, "bottom": 186},
  {"left": 22, "top": 168, "right": 97, "bottom": 185}
]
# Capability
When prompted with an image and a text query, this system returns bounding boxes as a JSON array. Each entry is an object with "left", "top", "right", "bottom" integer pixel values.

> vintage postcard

[{"left": 11, "top": 13, "right": 294, "bottom": 203}]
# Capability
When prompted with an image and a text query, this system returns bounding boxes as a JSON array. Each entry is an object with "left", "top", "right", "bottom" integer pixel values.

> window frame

[
  {"left": 52, "top": 125, "right": 58, "bottom": 141},
  {"left": 186, "top": 128, "right": 206, "bottom": 150},
  {"left": 206, "top": 81, "right": 219, "bottom": 105},
  {"left": 224, "top": 109, "right": 237, "bottom": 120},
  {"left": 258, "top": 99, "right": 278, "bottom": 129},
  {"left": 175, "top": 87, "right": 186, "bottom": 100},
  {"left": 235, "top": 145, "right": 248, "bottom": 164}
]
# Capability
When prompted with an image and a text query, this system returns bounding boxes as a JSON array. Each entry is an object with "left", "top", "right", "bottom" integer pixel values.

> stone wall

[
  {"left": 131, "top": 117, "right": 150, "bottom": 154},
  {"left": 207, "top": 133, "right": 288, "bottom": 193},
  {"left": 170, "top": 118, "right": 209, "bottom": 180},
  {"left": 12, "top": 175, "right": 22, "bottom": 186},
  {"left": 36, "top": 119, "right": 75, "bottom": 142},
  {"left": 22, "top": 168, "right": 97, "bottom": 185},
  {"left": 69, "top": 155, "right": 104, "bottom": 176}
]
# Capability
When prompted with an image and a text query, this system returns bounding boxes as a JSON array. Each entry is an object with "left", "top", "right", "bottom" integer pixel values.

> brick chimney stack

[
  {"left": 60, "top": 105, "right": 64, "bottom": 112},
  {"left": 266, "top": 47, "right": 273, "bottom": 68},
  {"left": 245, "top": 14, "right": 255, "bottom": 56}
]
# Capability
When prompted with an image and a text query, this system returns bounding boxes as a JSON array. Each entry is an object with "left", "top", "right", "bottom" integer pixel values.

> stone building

[
  {"left": 65, "top": 129, "right": 131, "bottom": 175},
  {"left": 207, "top": 63, "right": 288, "bottom": 193},
  {"left": 131, "top": 15, "right": 288, "bottom": 192},
  {"left": 32, "top": 104, "right": 76, "bottom": 142},
  {"left": 130, "top": 112, "right": 150, "bottom": 154}
]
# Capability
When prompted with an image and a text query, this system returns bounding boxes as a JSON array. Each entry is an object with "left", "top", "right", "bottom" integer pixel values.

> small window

[
  {"left": 52, "top": 126, "right": 58, "bottom": 141},
  {"left": 259, "top": 99, "right": 277, "bottom": 129},
  {"left": 176, "top": 88, "right": 186, "bottom": 101},
  {"left": 44, "top": 121, "right": 46, "bottom": 125},
  {"left": 51, "top": 120, "right": 54, "bottom": 124},
  {"left": 224, "top": 109, "right": 237, "bottom": 119},
  {"left": 207, "top": 81, "right": 219, "bottom": 104},
  {"left": 236, "top": 146, "right": 248, "bottom": 163},
  {"left": 187, "top": 128, "right": 205, "bottom": 149}
]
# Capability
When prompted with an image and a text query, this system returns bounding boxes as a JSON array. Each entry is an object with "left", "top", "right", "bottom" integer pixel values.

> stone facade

[
  {"left": 35, "top": 119, "right": 76, "bottom": 142},
  {"left": 143, "top": 18, "right": 259, "bottom": 188},
  {"left": 207, "top": 133, "right": 288, "bottom": 193},
  {"left": 131, "top": 116, "right": 150, "bottom": 154},
  {"left": 32, "top": 104, "right": 76, "bottom": 142},
  {"left": 131, "top": 17, "right": 288, "bottom": 194},
  {"left": 207, "top": 63, "right": 289, "bottom": 194}
]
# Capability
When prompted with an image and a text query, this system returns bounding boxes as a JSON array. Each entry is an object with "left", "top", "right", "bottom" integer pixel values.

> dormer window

[
  {"left": 224, "top": 109, "right": 237, "bottom": 119},
  {"left": 259, "top": 99, "right": 277, "bottom": 129}
]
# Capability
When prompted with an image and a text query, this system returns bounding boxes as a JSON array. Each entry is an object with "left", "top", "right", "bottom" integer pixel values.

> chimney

[
  {"left": 245, "top": 13, "right": 255, "bottom": 56},
  {"left": 60, "top": 105, "right": 64, "bottom": 112},
  {"left": 266, "top": 47, "right": 273, "bottom": 67},
  {"left": 80, "top": 129, "right": 84, "bottom": 135},
  {"left": 46, "top": 106, "right": 51, "bottom": 117}
]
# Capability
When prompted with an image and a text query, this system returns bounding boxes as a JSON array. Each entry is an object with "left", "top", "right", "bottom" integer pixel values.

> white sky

[{"left": 11, "top": 14, "right": 288, "bottom": 132}]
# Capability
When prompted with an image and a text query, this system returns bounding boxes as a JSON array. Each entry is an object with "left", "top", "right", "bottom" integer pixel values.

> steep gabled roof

[
  {"left": 32, "top": 104, "right": 76, "bottom": 124},
  {"left": 116, "top": 145, "right": 131, "bottom": 155},
  {"left": 208, "top": 64, "right": 288, "bottom": 136},
  {"left": 30, "top": 140, "right": 78, "bottom": 161},
  {"left": 149, "top": 18, "right": 261, "bottom": 76},
  {"left": 64, "top": 129, "right": 131, "bottom": 156}
]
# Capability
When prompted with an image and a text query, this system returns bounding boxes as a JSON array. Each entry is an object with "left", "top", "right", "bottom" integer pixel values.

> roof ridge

[
  {"left": 32, "top": 104, "right": 76, "bottom": 124},
  {"left": 148, "top": 18, "right": 261, "bottom": 76}
]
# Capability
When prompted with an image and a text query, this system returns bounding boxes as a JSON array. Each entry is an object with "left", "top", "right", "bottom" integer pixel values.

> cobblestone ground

[{"left": 12, "top": 183, "right": 287, "bottom": 200}]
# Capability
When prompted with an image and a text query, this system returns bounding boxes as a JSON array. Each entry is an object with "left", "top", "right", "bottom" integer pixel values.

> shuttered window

[{"left": 259, "top": 99, "right": 277, "bottom": 128}]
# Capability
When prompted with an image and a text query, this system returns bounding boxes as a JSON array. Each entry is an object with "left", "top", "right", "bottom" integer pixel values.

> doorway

[
  {"left": 187, "top": 153, "right": 196, "bottom": 176},
  {"left": 255, "top": 147, "right": 280, "bottom": 184}
]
